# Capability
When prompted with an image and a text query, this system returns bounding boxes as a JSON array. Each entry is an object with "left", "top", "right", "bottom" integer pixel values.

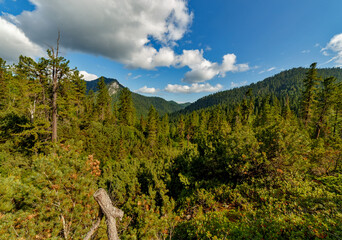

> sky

[{"left": 1, "top": 0, "right": 342, "bottom": 103}]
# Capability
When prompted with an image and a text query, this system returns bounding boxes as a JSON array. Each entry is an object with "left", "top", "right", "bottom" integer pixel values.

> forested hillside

[
  {"left": 0, "top": 53, "right": 341, "bottom": 240},
  {"left": 180, "top": 67, "right": 342, "bottom": 114},
  {"left": 86, "top": 77, "right": 190, "bottom": 117}
]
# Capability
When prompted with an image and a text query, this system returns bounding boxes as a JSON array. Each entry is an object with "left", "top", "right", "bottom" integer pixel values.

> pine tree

[
  {"left": 96, "top": 77, "right": 111, "bottom": 121},
  {"left": 47, "top": 34, "right": 70, "bottom": 142},
  {"left": 333, "top": 82, "right": 342, "bottom": 137},
  {"left": 177, "top": 115, "right": 185, "bottom": 140},
  {"left": 0, "top": 58, "right": 9, "bottom": 109},
  {"left": 302, "top": 63, "right": 320, "bottom": 128},
  {"left": 160, "top": 114, "right": 170, "bottom": 140},
  {"left": 241, "top": 88, "right": 254, "bottom": 124},
  {"left": 118, "top": 88, "right": 135, "bottom": 126},
  {"left": 147, "top": 105, "right": 158, "bottom": 147},
  {"left": 315, "top": 77, "right": 337, "bottom": 138}
]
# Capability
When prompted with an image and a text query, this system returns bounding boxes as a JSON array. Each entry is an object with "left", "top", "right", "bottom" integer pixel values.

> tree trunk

[
  {"left": 52, "top": 75, "right": 58, "bottom": 142},
  {"left": 51, "top": 32, "right": 60, "bottom": 142},
  {"left": 84, "top": 188, "right": 124, "bottom": 240}
]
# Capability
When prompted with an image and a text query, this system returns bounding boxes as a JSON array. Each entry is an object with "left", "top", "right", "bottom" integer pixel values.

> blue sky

[{"left": 1, "top": 0, "right": 342, "bottom": 103}]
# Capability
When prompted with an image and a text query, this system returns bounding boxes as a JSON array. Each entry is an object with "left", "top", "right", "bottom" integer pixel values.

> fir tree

[
  {"left": 315, "top": 76, "right": 337, "bottom": 138},
  {"left": 118, "top": 87, "right": 135, "bottom": 126},
  {"left": 302, "top": 62, "right": 320, "bottom": 127},
  {"left": 96, "top": 77, "right": 111, "bottom": 121},
  {"left": 147, "top": 105, "right": 158, "bottom": 147}
]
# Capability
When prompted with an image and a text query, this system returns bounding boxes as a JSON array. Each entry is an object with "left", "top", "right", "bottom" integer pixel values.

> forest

[{"left": 0, "top": 49, "right": 341, "bottom": 239}]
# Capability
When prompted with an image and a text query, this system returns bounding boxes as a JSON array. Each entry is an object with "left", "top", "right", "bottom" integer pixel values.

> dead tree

[{"left": 84, "top": 188, "right": 124, "bottom": 240}]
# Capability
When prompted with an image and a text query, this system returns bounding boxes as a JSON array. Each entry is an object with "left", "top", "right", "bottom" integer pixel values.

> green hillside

[
  {"left": 1, "top": 54, "right": 342, "bottom": 239},
  {"left": 180, "top": 67, "right": 342, "bottom": 113},
  {"left": 86, "top": 77, "right": 190, "bottom": 116}
]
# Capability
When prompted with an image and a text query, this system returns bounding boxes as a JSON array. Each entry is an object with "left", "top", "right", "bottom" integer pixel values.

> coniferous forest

[{"left": 0, "top": 51, "right": 342, "bottom": 239}]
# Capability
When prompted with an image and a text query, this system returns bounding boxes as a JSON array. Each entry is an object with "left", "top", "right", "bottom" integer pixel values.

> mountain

[
  {"left": 86, "top": 77, "right": 124, "bottom": 96},
  {"left": 179, "top": 67, "right": 342, "bottom": 114},
  {"left": 85, "top": 77, "right": 190, "bottom": 116}
]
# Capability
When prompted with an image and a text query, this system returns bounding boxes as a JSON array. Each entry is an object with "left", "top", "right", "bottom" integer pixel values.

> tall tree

[
  {"left": 302, "top": 63, "right": 320, "bottom": 127},
  {"left": 147, "top": 105, "right": 158, "bottom": 147},
  {"left": 118, "top": 87, "right": 134, "bottom": 126},
  {"left": 0, "top": 58, "right": 9, "bottom": 109},
  {"left": 241, "top": 88, "right": 254, "bottom": 124},
  {"left": 96, "top": 77, "right": 111, "bottom": 121},
  {"left": 48, "top": 33, "right": 70, "bottom": 142},
  {"left": 315, "top": 76, "right": 337, "bottom": 138}
]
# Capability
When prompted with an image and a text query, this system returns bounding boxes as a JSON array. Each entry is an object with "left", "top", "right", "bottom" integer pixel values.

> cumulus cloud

[
  {"left": 165, "top": 83, "right": 223, "bottom": 93},
  {"left": 0, "top": 17, "right": 44, "bottom": 62},
  {"left": 79, "top": 70, "right": 98, "bottom": 81},
  {"left": 2, "top": 0, "right": 249, "bottom": 83},
  {"left": 322, "top": 33, "right": 342, "bottom": 66},
  {"left": 136, "top": 86, "right": 158, "bottom": 94},
  {"left": 4, "top": 0, "right": 192, "bottom": 69},
  {"left": 176, "top": 50, "right": 249, "bottom": 83}
]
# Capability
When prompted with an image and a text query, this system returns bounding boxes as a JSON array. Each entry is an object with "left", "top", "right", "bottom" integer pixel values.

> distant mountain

[
  {"left": 85, "top": 77, "right": 124, "bottom": 95},
  {"left": 85, "top": 77, "right": 190, "bottom": 116},
  {"left": 178, "top": 67, "right": 342, "bottom": 114}
]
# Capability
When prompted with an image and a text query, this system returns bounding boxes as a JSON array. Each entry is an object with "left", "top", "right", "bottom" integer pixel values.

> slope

[
  {"left": 85, "top": 77, "right": 190, "bottom": 116},
  {"left": 180, "top": 67, "right": 342, "bottom": 113}
]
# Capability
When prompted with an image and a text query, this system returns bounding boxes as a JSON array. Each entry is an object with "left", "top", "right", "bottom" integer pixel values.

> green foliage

[
  {"left": 1, "top": 55, "right": 341, "bottom": 239},
  {"left": 178, "top": 66, "right": 342, "bottom": 115},
  {"left": 119, "top": 87, "right": 135, "bottom": 126},
  {"left": 0, "top": 143, "right": 99, "bottom": 239}
]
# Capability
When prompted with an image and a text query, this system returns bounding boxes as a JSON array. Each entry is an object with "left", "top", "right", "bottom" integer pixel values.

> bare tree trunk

[
  {"left": 84, "top": 189, "right": 124, "bottom": 240},
  {"left": 51, "top": 32, "right": 60, "bottom": 142}
]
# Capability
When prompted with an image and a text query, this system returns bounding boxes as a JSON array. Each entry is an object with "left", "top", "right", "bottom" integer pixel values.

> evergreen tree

[
  {"left": 302, "top": 63, "right": 320, "bottom": 127},
  {"left": 315, "top": 76, "right": 337, "bottom": 138},
  {"left": 0, "top": 58, "right": 8, "bottom": 109},
  {"left": 118, "top": 87, "right": 135, "bottom": 126},
  {"left": 47, "top": 35, "right": 71, "bottom": 142},
  {"left": 147, "top": 105, "right": 158, "bottom": 147},
  {"left": 241, "top": 88, "right": 254, "bottom": 124},
  {"left": 96, "top": 77, "right": 111, "bottom": 121}
]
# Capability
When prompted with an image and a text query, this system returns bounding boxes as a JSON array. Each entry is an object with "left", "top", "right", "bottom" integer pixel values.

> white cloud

[
  {"left": 147, "top": 73, "right": 160, "bottom": 78},
  {"left": 4, "top": 0, "right": 192, "bottom": 69},
  {"left": 176, "top": 50, "right": 249, "bottom": 83},
  {"left": 267, "top": 67, "right": 276, "bottom": 72},
  {"left": 132, "top": 75, "right": 142, "bottom": 80},
  {"left": 79, "top": 70, "right": 98, "bottom": 81},
  {"left": 322, "top": 51, "right": 329, "bottom": 56},
  {"left": 230, "top": 80, "right": 247, "bottom": 88},
  {"left": 259, "top": 67, "right": 276, "bottom": 74},
  {"left": 2, "top": 0, "right": 249, "bottom": 83},
  {"left": 0, "top": 17, "right": 44, "bottom": 62},
  {"left": 165, "top": 83, "right": 223, "bottom": 93},
  {"left": 136, "top": 86, "right": 157, "bottom": 94},
  {"left": 205, "top": 45, "right": 212, "bottom": 51},
  {"left": 322, "top": 33, "right": 342, "bottom": 65},
  {"left": 301, "top": 50, "right": 310, "bottom": 54}
]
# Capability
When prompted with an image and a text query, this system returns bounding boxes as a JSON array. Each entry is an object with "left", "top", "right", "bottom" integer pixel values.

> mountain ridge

[
  {"left": 177, "top": 67, "right": 342, "bottom": 114},
  {"left": 85, "top": 77, "right": 191, "bottom": 117}
]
